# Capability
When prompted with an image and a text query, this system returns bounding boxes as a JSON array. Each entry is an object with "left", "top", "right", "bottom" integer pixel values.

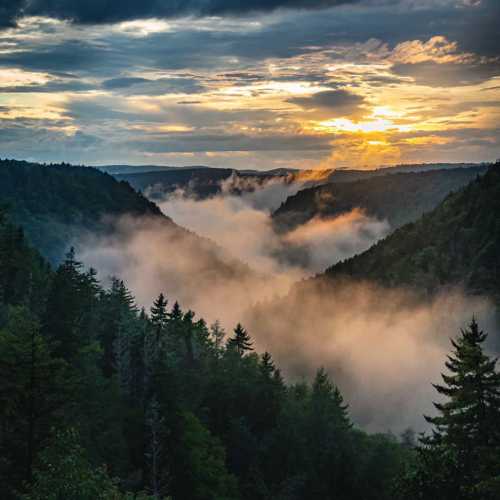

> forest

[{"left": 1, "top": 179, "right": 500, "bottom": 499}]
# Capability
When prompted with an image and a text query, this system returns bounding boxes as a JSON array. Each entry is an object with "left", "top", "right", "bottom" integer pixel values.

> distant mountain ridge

[
  {"left": 0, "top": 159, "right": 166, "bottom": 262},
  {"left": 273, "top": 165, "right": 490, "bottom": 232},
  {"left": 114, "top": 166, "right": 300, "bottom": 200},
  {"left": 0, "top": 159, "right": 253, "bottom": 289},
  {"left": 98, "top": 164, "right": 301, "bottom": 176},
  {"left": 317, "top": 163, "right": 500, "bottom": 300}
]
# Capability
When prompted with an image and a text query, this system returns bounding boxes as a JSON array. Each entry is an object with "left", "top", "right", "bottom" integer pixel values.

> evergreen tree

[
  {"left": 424, "top": 318, "right": 500, "bottom": 449},
  {"left": 22, "top": 428, "right": 155, "bottom": 500},
  {"left": 145, "top": 397, "right": 169, "bottom": 499},
  {"left": 170, "top": 301, "right": 182, "bottom": 322},
  {"left": 306, "top": 368, "right": 353, "bottom": 499},
  {"left": 401, "top": 319, "right": 500, "bottom": 499},
  {"left": 210, "top": 320, "right": 226, "bottom": 352},
  {"left": 260, "top": 352, "right": 275, "bottom": 379},
  {"left": 0, "top": 307, "right": 75, "bottom": 491},
  {"left": 43, "top": 248, "right": 89, "bottom": 360},
  {"left": 227, "top": 324, "right": 253, "bottom": 356},
  {"left": 171, "top": 412, "right": 239, "bottom": 500},
  {"left": 99, "top": 278, "right": 137, "bottom": 380},
  {"left": 150, "top": 293, "right": 168, "bottom": 343}
]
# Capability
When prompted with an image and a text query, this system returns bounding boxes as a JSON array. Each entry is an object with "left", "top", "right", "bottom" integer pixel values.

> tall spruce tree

[
  {"left": 227, "top": 323, "right": 253, "bottom": 356},
  {"left": 150, "top": 293, "right": 168, "bottom": 343},
  {"left": 401, "top": 318, "right": 500, "bottom": 499},
  {"left": 0, "top": 307, "right": 75, "bottom": 491},
  {"left": 43, "top": 248, "right": 89, "bottom": 361}
]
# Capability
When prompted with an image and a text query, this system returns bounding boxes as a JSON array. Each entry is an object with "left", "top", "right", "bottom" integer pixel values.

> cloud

[
  {"left": 2, "top": 0, "right": 360, "bottom": 27},
  {"left": 0, "top": 1, "right": 498, "bottom": 167},
  {"left": 392, "top": 60, "right": 500, "bottom": 87},
  {"left": 75, "top": 177, "right": 497, "bottom": 432},
  {"left": 130, "top": 133, "right": 334, "bottom": 153},
  {"left": 246, "top": 279, "right": 495, "bottom": 431},
  {"left": 288, "top": 89, "right": 366, "bottom": 118},
  {"left": 78, "top": 176, "right": 389, "bottom": 323},
  {"left": 102, "top": 76, "right": 206, "bottom": 95},
  {"left": 0, "top": 0, "right": 23, "bottom": 28}
]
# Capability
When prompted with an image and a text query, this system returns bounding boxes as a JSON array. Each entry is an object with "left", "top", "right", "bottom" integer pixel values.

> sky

[{"left": 0, "top": 0, "right": 499, "bottom": 170}]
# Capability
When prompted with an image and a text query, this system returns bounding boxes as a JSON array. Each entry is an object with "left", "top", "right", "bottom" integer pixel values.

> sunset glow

[{"left": 0, "top": 2, "right": 498, "bottom": 169}]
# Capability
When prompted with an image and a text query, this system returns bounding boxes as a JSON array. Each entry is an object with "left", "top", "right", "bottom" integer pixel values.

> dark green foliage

[
  {"left": 398, "top": 319, "right": 500, "bottom": 499},
  {"left": 0, "top": 159, "right": 162, "bottom": 263},
  {"left": 273, "top": 165, "right": 489, "bottom": 232},
  {"left": 115, "top": 167, "right": 291, "bottom": 201},
  {"left": 170, "top": 412, "right": 239, "bottom": 500},
  {"left": 150, "top": 294, "right": 168, "bottom": 343},
  {"left": 0, "top": 192, "right": 452, "bottom": 499},
  {"left": 227, "top": 323, "right": 253, "bottom": 356},
  {"left": 22, "top": 428, "right": 155, "bottom": 500},
  {"left": 0, "top": 307, "right": 75, "bottom": 491},
  {"left": 323, "top": 164, "right": 500, "bottom": 301},
  {"left": 0, "top": 210, "right": 51, "bottom": 317}
]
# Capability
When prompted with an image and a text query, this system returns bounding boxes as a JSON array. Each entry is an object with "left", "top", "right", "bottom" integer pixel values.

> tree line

[{"left": 1, "top": 207, "right": 499, "bottom": 499}]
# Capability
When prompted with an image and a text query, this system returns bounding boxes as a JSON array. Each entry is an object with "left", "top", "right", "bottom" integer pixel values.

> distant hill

[
  {"left": 0, "top": 160, "right": 251, "bottom": 289},
  {"left": 324, "top": 162, "right": 485, "bottom": 184},
  {"left": 319, "top": 163, "right": 500, "bottom": 300},
  {"left": 97, "top": 165, "right": 180, "bottom": 175},
  {"left": 115, "top": 166, "right": 299, "bottom": 200},
  {"left": 116, "top": 167, "right": 237, "bottom": 199},
  {"left": 99, "top": 164, "right": 301, "bottom": 177},
  {"left": 273, "top": 165, "right": 490, "bottom": 232},
  {"left": 0, "top": 159, "right": 167, "bottom": 262}
]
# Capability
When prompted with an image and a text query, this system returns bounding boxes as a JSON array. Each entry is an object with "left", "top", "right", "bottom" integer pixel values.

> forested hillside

[
  {"left": 0, "top": 159, "right": 164, "bottom": 262},
  {"left": 0, "top": 160, "right": 254, "bottom": 292},
  {"left": 321, "top": 164, "right": 500, "bottom": 300},
  {"left": 115, "top": 167, "right": 295, "bottom": 201},
  {"left": 2, "top": 179, "right": 500, "bottom": 498},
  {"left": 0, "top": 207, "right": 412, "bottom": 499},
  {"left": 273, "top": 166, "right": 489, "bottom": 232}
]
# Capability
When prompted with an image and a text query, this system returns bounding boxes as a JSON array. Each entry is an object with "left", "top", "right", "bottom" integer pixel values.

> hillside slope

[
  {"left": 320, "top": 164, "right": 500, "bottom": 299},
  {"left": 0, "top": 160, "right": 252, "bottom": 292},
  {"left": 115, "top": 166, "right": 302, "bottom": 201},
  {"left": 0, "top": 159, "right": 165, "bottom": 262},
  {"left": 273, "top": 166, "right": 489, "bottom": 232}
]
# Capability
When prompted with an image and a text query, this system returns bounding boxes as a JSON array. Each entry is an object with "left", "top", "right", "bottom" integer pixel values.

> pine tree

[
  {"left": 260, "top": 352, "right": 275, "bottom": 379},
  {"left": 0, "top": 307, "right": 75, "bottom": 489},
  {"left": 209, "top": 320, "right": 226, "bottom": 352},
  {"left": 400, "top": 319, "right": 500, "bottom": 500},
  {"left": 306, "top": 368, "right": 353, "bottom": 499},
  {"left": 311, "top": 367, "right": 351, "bottom": 432},
  {"left": 145, "top": 397, "right": 168, "bottom": 499},
  {"left": 22, "top": 428, "right": 154, "bottom": 500},
  {"left": 424, "top": 318, "right": 500, "bottom": 447},
  {"left": 150, "top": 293, "right": 168, "bottom": 343},
  {"left": 170, "top": 301, "right": 182, "bottom": 322},
  {"left": 227, "top": 323, "right": 253, "bottom": 356},
  {"left": 43, "top": 247, "right": 88, "bottom": 360},
  {"left": 99, "top": 278, "right": 137, "bottom": 380}
]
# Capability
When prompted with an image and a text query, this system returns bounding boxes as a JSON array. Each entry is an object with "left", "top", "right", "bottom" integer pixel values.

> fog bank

[{"left": 78, "top": 177, "right": 496, "bottom": 432}]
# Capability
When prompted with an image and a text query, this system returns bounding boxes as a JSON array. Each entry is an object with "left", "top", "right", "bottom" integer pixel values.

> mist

[
  {"left": 78, "top": 176, "right": 496, "bottom": 432},
  {"left": 246, "top": 279, "right": 495, "bottom": 432}
]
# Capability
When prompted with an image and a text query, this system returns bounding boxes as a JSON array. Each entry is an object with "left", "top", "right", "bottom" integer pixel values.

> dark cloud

[
  {"left": 130, "top": 132, "right": 333, "bottom": 153},
  {"left": 102, "top": 76, "right": 206, "bottom": 95},
  {"left": 0, "top": 0, "right": 23, "bottom": 27},
  {"left": 2, "top": 0, "right": 359, "bottom": 26},
  {"left": 1, "top": 1, "right": 497, "bottom": 81},
  {"left": 0, "top": 39, "right": 113, "bottom": 75},
  {"left": 0, "top": 80, "right": 94, "bottom": 93},
  {"left": 0, "top": 122, "right": 102, "bottom": 158},
  {"left": 392, "top": 60, "right": 500, "bottom": 87},
  {"left": 288, "top": 89, "right": 366, "bottom": 117}
]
